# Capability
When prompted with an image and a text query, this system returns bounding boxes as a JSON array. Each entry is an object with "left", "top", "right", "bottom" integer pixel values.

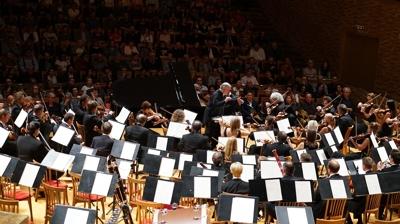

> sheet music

[
  {"left": 389, "top": 140, "right": 398, "bottom": 150},
  {"left": 0, "top": 127, "right": 10, "bottom": 148},
  {"left": 14, "top": 109, "right": 28, "bottom": 128},
  {"left": 330, "top": 179, "right": 347, "bottom": 199},
  {"left": 302, "top": 163, "right": 317, "bottom": 180},
  {"left": 156, "top": 137, "right": 168, "bottom": 151},
  {"left": 353, "top": 159, "right": 365, "bottom": 174},
  {"left": 365, "top": 174, "right": 382, "bottom": 194},
  {"left": 333, "top": 127, "right": 344, "bottom": 144},
  {"left": 67, "top": 109, "right": 75, "bottom": 115},
  {"left": 254, "top": 131, "right": 275, "bottom": 146},
  {"left": 120, "top": 142, "right": 136, "bottom": 160},
  {"left": 91, "top": 173, "right": 112, "bottom": 196},
  {"left": 194, "top": 177, "right": 211, "bottom": 198},
  {"left": 52, "top": 152, "right": 75, "bottom": 171},
  {"left": 324, "top": 133, "right": 336, "bottom": 146},
  {"left": 178, "top": 154, "right": 193, "bottom": 171},
  {"left": 377, "top": 147, "right": 389, "bottom": 162},
  {"left": 117, "top": 160, "right": 131, "bottom": 180},
  {"left": 148, "top": 149, "right": 161, "bottom": 156},
  {"left": 64, "top": 208, "right": 89, "bottom": 224},
  {"left": 0, "top": 155, "right": 11, "bottom": 176},
  {"left": 296, "top": 149, "right": 307, "bottom": 159},
  {"left": 287, "top": 207, "right": 308, "bottom": 224},
  {"left": 206, "top": 151, "right": 215, "bottom": 164},
  {"left": 19, "top": 163, "right": 40, "bottom": 187},
  {"left": 295, "top": 181, "right": 312, "bottom": 202},
  {"left": 265, "top": 179, "right": 282, "bottom": 201},
  {"left": 202, "top": 169, "right": 219, "bottom": 177},
  {"left": 242, "top": 155, "right": 257, "bottom": 165},
  {"left": 80, "top": 146, "right": 95, "bottom": 155},
  {"left": 158, "top": 157, "right": 175, "bottom": 177},
  {"left": 52, "top": 126, "right": 75, "bottom": 146},
  {"left": 316, "top": 150, "right": 327, "bottom": 164},
  {"left": 240, "top": 164, "right": 254, "bottom": 182},
  {"left": 337, "top": 158, "right": 349, "bottom": 176},
  {"left": 82, "top": 156, "right": 100, "bottom": 172},
  {"left": 230, "top": 197, "right": 255, "bottom": 223},
  {"left": 277, "top": 118, "right": 293, "bottom": 134},
  {"left": 183, "top": 109, "right": 197, "bottom": 125},
  {"left": 370, "top": 132, "right": 379, "bottom": 148},
  {"left": 154, "top": 180, "right": 174, "bottom": 204},
  {"left": 108, "top": 120, "right": 125, "bottom": 140},
  {"left": 115, "top": 107, "right": 130, "bottom": 124},
  {"left": 260, "top": 161, "right": 283, "bottom": 179},
  {"left": 166, "top": 122, "right": 190, "bottom": 139},
  {"left": 331, "top": 146, "right": 338, "bottom": 152}
]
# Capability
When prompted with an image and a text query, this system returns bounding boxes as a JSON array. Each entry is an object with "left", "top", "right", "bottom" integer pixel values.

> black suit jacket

[
  {"left": 177, "top": 132, "right": 210, "bottom": 153},
  {"left": 262, "top": 142, "right": 292, "bottom": 157},
  {"left": 57, "top": 122, "right": 82, "bottom": 154},
  {"left": 17, "top": 135, "right": 48, "bottom": 162},
  {"left": 92, "top": 135, "right": 114, "bottom": 157},
  {"left": 336, "top": 114, "right": 354, "bottom": 136},
  {"left": 241, "top": 99, "right": 260, "bottom": 123},
  {"left": 124, "top": 125, "right": 150, "bottom": 146},
  {"left": 83, "top": 113, "right": 102, "bottom": 146},
  {"left": 222, "top": 178, "right": 249, "bottom": 195},
  {"left": 206, "top": 90, "right": 240, "bottom": 121},
  {"left": 381, "top": 164, "right": 400, "bottom": 173}
]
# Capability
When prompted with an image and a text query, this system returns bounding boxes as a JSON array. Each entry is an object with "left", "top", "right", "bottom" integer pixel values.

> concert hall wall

[{"left": 260, "top": 0, "right": 400, "bottom": 99}]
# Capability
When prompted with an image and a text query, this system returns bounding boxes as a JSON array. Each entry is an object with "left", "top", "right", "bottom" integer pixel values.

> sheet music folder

[
  {"left": 51, "top": 205, "right": 97, "bottom": 224},
  {"left": 181, "top": 175, "right": 219, "bottom": 199},
  {"left": 318, "top": 178, "right": 352, "bottom": 200},
  {"left": 11, "top": 160, "right": 47, "bottom": 188},
  {"left": 0, "top": 154, "right": 19, "bottom": 178},
  {"left": 276, "top": 206, "right": 315, "bottom": 224},
  {"left": 142, "top": 176, "right": 182, "bottom": 205},
  {"left": 78, "top": 170, "right": 118, "bottom": 197},
  {"left": 217, "top": 193, "right": 259, "bottom": 224},
  {"left": 71, "top": 154, "right": 107, "bottom": 174}
]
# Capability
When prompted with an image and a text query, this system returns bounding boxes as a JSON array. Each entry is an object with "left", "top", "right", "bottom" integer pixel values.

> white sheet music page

[
  {"left": 277, "top": 118, "right": 293, "bottom": 134},
  {"left": 67, "top": 109, "right": 75, "bottom": 116},
  {"left": 295, "top": 181, "right": 313, "bottom": 202},
  {"left": 260, "top": 161, "right": 283, "bottom": 179},
  {"left": 91, "top": 173, "right": 112, "bottom": 196},
  {"left": 296, "top": 149, "right": 307, "bottom": 160},
  {"left": 64, "top": 208, "right": 89, "bottom": 224},
  {"left": 254, "top": 131, "right": 275, "bottom": 147},
  {"left": 202, "top": 169, "right": 219, "bottom": 177},
  {"left": 158, "top": 157, "right": 175, "bottom": 177},
  {"left": 265, "top": 179, "right": 282, "bottom": 201},
  {"left": 117, "top": 160, "right": 131, "bottom": 180},
  {"left": 365, "top": 174, "right": 382, "bottom": 194},
  {"left": 242, "top": 155, "right": 257, "bottom": 165},
  {"left": 154, "top": 180, "right": 174, "bottom": 204},
  {"left": 333, "top": 127, "right": 344, "bottom": 144},
  {"left": 0, "top": 127, "right": 10, "bottom": 148},
  {"left": 324, "top": 132, "right": 336, "bottom": 146},
  {"left": 302, "top": 163, "right": 317, "bottom": 180},
  {"left": 377, "top": 147, "right": 389, "bottom": 162},
  {"left": 206, "top": 151, "right": 215, "bottom": 164},
  {"left": 166, "top": 122, "right": 189, "bottom": 138},
  {"left": 178, "top": 154, "right": 193, "bottom": 171},
  {"left": 52, "top": 125, "right": 75, "bottom": 146},
  {"left": 147, "top": 149, "right": 161, "bottom": 156},
  {"left": 240, "top": 164, "right": 255, "bottom": 182},
  {"left": 287, "top": 207, "right": 308, "bottom": 224},
  {"left": 80, "top": 146, "right": 94, "bottom": 155},
  {"left": 82, "top": 156, "right": 100, "bottom": 172},
  {"left": 230, "top": 197, "right": 255, "bottom": 223},
  {"left": 52, "top": 152, "right": 75, "bottom": 171},
  {"left": 353, "top": 159, "right": 365, "bottom": 174},
  {"left": 330, "top": 179, "right": 347, "bottom": 199},
  {"left": 194, "top": 176, "right": 211, "bottom": 198},
  {"left": 316, "top": 150, "right": 327, "bottom": 164},
  {"left": 389, "top": 140, "right": 398, "bottom": 150},
  {"left": 183, "top": 109, "right": 197, "bottom": 125},
  {"left": 14, "top": 109, "right": 28, "bottom": 128},
  {"left": 337, "top": 159, "right": 349, "bottom": 176},
  {"left": 0, "top": 155, "right": 11, "bottom": 176},
  {"left": 19, "top": 163, "right": 40, "bottom": 187},
  {"left": 108, "top": 120, "right": 125, "bottom": 140},
  {"left": 115, "top": 107, "right": 130, "bottom": 124},
  {"left": 370, "top": 132, "right": 379, "bottom": 148},
  {"left": 156, "top": 137, "right": 168, "bottom": 151},
  {"left": 120, "top": 142, "right": 136, "bottom": 160}
]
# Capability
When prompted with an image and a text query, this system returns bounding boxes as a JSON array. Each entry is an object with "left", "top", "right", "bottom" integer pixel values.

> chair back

[
  {"left": 316, "top": 218, "right": 346, "bottom": 224},
  {"left": 0, "top": 177, "right": 16, "bottom": 200},
  {"left": 0, "top": 198, "right": 19, "bottom": 213},
  {"left": 132, "top": 199, "right": 164, "bottom": 224},
  {"left": 365, "top": 194, "right": 382, "bottom": 213},
  {"left": 43, "top": 182, "right": 68, "bottom": 221},
  {"left": 76, "top": 122, "right": 85, "bottom": 141},
  {"left": 128, "top": 176, "right": 146, "bottom": 203},
  {"left": 387, "top": 192, "right": 400, "bottom": 209},
  {"left": 375, "top": 219, "right": 400, "bottom": 224},
  {"left": 323, "top": 199, "right": 347, "bottom": 220},
  {"left": 277, "top": 201, "right": 306, "bottom": 207}
]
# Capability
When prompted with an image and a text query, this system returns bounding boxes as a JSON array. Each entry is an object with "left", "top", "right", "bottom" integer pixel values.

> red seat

[
  {"left": 77, "top": 193, "right": 105, "bottom": 201},
  {"left": 45, "top": 180, "right": 68, "bottom": 188},
  {"left": 5, "top": 190, "right": 31, "bottom": 200}
]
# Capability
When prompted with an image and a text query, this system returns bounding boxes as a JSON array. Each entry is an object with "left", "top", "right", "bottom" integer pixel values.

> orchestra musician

[
  {"left": 319, "top": 113, "right": 335, "bottom": 134},
  {"left": 56, "top": 112, "right": 82, "bottom": 153},
  {"left": 261, "top": 131, "right": 292, "bottom": 157},
  {"left": 83, "top": 101, "right": 102, "bottom": 146},
  {"left": 124, "top": 114, "right": 151, "bottom": 146},
  {"left": 177, "top": 120, "right": 210, "bottom": 154},
  {"left": 140, "top": 101, "right": 168, "bottom": 128},
  {"left": 0, "top": 109, "right": 17, "bottom": 156},
  {"left": 170, "top": 109, "right": 186, "bottom": 123},
  {"left": 221, "top": 162, "right": 249, "bottom": 195},
  {"left": 16, "top": 121, "right": 48, "bottom": 163},
  {"left": 336, "top": 104, "right": 354, "bottom": 136},
  {"left": 92, "top": 122, "right": 114, "bottom": 157},
  {"left": 241, "top": 91, "right": 261, "bottom": 123}
]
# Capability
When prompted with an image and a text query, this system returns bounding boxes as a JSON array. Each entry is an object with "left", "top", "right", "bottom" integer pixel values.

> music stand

[
  {"left": 276, "top": 206, "right": 315, "bottom": 224},
  {"left": 70, "top": 144, "right": 98, "bottom": 156},
  {"left": 217, "top": 193, "right": 259, "bottom": 224},
  {"left": 0, "top": 154, "right": 19, "bottom": 178},
  {"left": 51, "top": 205, "right": 97, "bottom": 224}
]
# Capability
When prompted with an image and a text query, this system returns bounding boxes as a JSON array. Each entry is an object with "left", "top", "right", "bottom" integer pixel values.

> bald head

[
  {"left": 328, "top": 160, "right": 340, "bottom": 175},
  {"left": 136, "top": 114, "right": 147, "bottom": 126},
  {"left": 191, "top": 120, "right": 202, "bottom": 133}
]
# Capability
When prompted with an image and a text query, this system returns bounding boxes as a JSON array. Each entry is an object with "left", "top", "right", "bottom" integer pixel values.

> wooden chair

[
  {"left": 316, "top": 218, "right": 346, "bottom": 224},
  {"left": 131, "top": 199, "right": 164, "bottom": 224},
  {"left": 385, "top": 192, "right": 400, "bottom": 220},
  {"left": 0, "top": 198, "right": 19, "bottom": 213},
  {"left": 0, "top": 177, "right": 33, "bottom": 221},
  {"left": 323, "top": 199, "right": 347, "bottom": 220},
  {"left": 127, "top": 175, "right": 146, "bottom": 205},
  {"left": 70, "top": 172, "right": 106, "bottom": 219},
  {"left": 375, "top": 219, "right": 400, "bottom": 224},
  {"left": 76, "top": 122, "right": 85, "bottom": 143},
  {"left": 43, "top": 182, "right": 69, "bottom": 224},
  {"left": 341, "top": 126, "right": 354, "bottom": 155},
  {"left": 35, "top": 169, "right": 68, "bottom": 202},
  {"left": 363, "top": 194, "right": 382, "bottom": 223}
]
